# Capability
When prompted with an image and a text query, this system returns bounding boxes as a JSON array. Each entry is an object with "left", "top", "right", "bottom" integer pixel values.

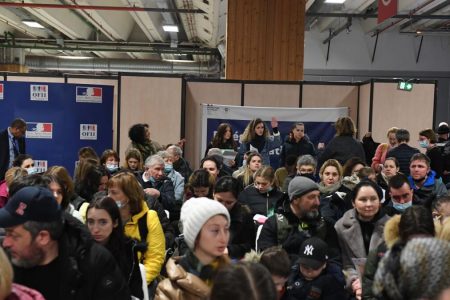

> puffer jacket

[
  {"left": 237, "top": 185, "right": 285, "bottom": 217},
  {"left": 279, "top": 137, "right": 316, "bottom": 166},
  {"left": 155, "top": 254, "right": 229, "bottom": 300},
  {"left": 124, "top": 201, "right": 166, "bottom": 284},
  {"left": 14, "top": 213, "right": 130, "bottom": 300}
]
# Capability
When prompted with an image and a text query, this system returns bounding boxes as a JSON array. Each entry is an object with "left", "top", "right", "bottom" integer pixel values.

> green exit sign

[{"left": 397, "top": 81, "right": 413, "bottom": 91}]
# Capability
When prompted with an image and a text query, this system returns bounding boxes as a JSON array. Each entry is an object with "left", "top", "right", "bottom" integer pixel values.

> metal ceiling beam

[
  {"left": 400, "top": 0, "right": 450, "bottom": 30},
  {"left": 306, "top": 12, "right": 450, "bottom": 19},
  {"left": 0, "top": 2, "right": 205, "bottom": 13}
]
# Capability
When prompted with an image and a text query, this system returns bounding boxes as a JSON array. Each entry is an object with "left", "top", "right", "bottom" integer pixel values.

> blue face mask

[
  {"left": 106, "top": 164, "right": 119, "bottom": 172},
  {"left": 393, "top": 201, "right": 412, "bottom": 213},
  {"left": 164, "top": 164, "right": 173, "bottom": 174},
  {"left": 419, "top": 140, "right": 429, "bottom": 148}
]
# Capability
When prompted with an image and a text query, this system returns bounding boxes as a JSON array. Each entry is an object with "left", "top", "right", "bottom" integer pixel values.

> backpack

[
  {"left": 134, "top": 212, "right": 148, "bottom": 262},
  {"left": 275, "top": 213, "right": 328, "bottom": 245}
]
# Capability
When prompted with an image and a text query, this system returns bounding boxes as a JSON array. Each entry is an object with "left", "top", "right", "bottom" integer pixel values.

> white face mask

[
  {"left": 27, "top": 167, "right": 38, "bottom": 175},
  {"left": 106, "top": 164, "right": 119, "bottom": 172},
  {"left": 115, "top": 200, "right": 127, "bottom": 209}
]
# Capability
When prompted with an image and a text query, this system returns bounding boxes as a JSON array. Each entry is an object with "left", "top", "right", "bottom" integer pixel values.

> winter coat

[
  {"left": 239, "top": 133, "right": 282, "bottom": 167},
  {"left": 318, "top": 136, "right": 366, "bottom": 168},
  {"left": 408, "top": 170, "right": 448, "bottom": 209},
  {"left": 319, "top": 184, "right": 354, "bottom": 225},
  {"left": 155, "top": 254, "right": 229, "bottom": 300},
  {"left": 371, "top": 143, "right": 392, "bottom": 171},
  {"left": 123, "top": 201, "right": 166, "bottom": 284},
  {"left": 283, "top": 261, "right": 346, "bottom": 300},
  {"left": 145, "top": 194, "right": 177, "bottom": 249},
  {"left": 228, "top": 202, "right": 256, "bottom": 259},
  {"left": 334, "top": 209, "right": 390, "bottom": 288},
  {"left": 166, "top": 169, "right": 185, "bottom": 202},
  {"left": 280, "top": 138, "right": 316, "bottom": 166},
  {"left": 0, "top": 128, "right": 26, "bottom": 181},
  {"left": 258, "top": 198, "right": 341, "bottom": 263},
  {"left": 173, "top": 158, "right": 192, "bottom": 184},
  {"left": 137, "top": 172, "right": 178, "bottom": 221},
  {"left": 13, "top": 213, "right": 130, "bottom": 300},
  {"left": 238, "top": 185, "right": 285, "bottom": 217},
  {"left": 426, "top": 146, "right": 444, "bottom": 179},
  {"left": 386, "top": 143, "right": 420, "bottom": 176}
]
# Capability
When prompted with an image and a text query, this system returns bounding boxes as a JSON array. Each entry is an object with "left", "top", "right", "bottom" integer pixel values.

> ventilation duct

[{"left": 24, "top": 56, "right": 220, "bottom": 75}]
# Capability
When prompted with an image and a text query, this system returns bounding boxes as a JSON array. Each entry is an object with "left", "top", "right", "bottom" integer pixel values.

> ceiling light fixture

[
  {"left": 163, "top": 25, "right": 179, "bottom": 32},
  {"left": 22, "top": 20, "right": 45, "bottom": 28},
  {"left": 324, "top": 0, "right": 346, "bottom": 3}
]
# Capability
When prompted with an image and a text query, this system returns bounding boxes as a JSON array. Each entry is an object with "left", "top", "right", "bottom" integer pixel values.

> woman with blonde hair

[
  {"left": 107, "top": 172, "right": 166, "bottom": 287},
  {"left": 371, "top": 127, "right": 398, "bottom": 172},
  {"left": 238, "top": 117, "right": 281, "bottom": 167},
  {"left": 236, "top": 152, "right": 263, "bottom": 189},
  {"left": 238, "top": 166, "right": 284, "bottom": 217}
]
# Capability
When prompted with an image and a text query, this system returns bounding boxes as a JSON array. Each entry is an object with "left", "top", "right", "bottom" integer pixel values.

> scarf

[
  {"left": 249, "top": 135, "right": 266, "bottom": 153},
  {"left": 318, "top": 181, "right": 342, "bottom": 196}
]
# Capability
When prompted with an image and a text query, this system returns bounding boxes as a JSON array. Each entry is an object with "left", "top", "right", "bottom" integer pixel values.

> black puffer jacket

[
  {"left": 280, "top": 137, "right": 316, "bottom": 166},
  {"left": 238, "top": 185, "right": 286, "bottom": 217},
  {"left": 14, "top": 213, "right": 130, "bottom": 300}
]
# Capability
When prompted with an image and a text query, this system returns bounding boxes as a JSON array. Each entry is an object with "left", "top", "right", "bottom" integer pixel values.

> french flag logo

[
  {"left": 26, "top": 122, "right": 53, "bottom": 139},
  {"left": 76, "top": 86, "right": 103, "bottom": 103}
]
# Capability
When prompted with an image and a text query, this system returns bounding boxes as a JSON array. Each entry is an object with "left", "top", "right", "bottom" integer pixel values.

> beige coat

[
  {"left": 155, "top": 258, "right": 210, "bottom": 300},
  {"left": 334, "top": 209, "right": 390, "bottom": 286}
]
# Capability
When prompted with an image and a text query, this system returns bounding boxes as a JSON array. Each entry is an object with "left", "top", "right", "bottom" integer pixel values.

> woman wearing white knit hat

[{"left": 156, "top": 197, "right": 231, "bottom": 300}]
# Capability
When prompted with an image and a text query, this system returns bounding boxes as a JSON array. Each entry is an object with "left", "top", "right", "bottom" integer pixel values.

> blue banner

[
  {"left": 202, "top": 104, "right": 348, "bottom": 169},
  {"left": 0, "top": 81, "right": 113, "bottom": 175}
]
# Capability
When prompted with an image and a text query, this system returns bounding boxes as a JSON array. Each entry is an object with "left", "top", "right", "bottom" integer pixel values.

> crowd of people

[{"left": 0, "top": 116, "right": 450, "bottom": 300}]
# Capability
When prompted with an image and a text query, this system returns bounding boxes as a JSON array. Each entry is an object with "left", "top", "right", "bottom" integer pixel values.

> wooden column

[
  {"left": 0, "top": 64, "right": 28, "bottom": 73},
  {"left": 226, "top": 0, "right": 305, "bottom": 81}
]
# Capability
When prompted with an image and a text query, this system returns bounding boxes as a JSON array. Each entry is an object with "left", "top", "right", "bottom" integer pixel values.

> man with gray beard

[
  {"left": 0, "top": 186, "right": 130, "bottom": 300},
  {"left": 257, "top": 176, "right": 342, "bottom": 264}
]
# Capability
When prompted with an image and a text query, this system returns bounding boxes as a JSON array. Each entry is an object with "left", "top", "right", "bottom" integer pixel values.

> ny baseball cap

[
  {"left": 299, "top": 237, "right": 329, "bottom": 269},
  {"left": 0, "top": 186, "right": 61, "bottom": 228}
]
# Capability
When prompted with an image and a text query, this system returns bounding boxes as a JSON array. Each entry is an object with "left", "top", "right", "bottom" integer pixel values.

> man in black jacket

[
  {"left": 0, "top": 118, "right": 27, "bottom": 180},
  {"left": 167, "top": 145, "right": 192, "bottom": 183},
  {"left": 0, "top": 186, "right": 130, "bottom": 300},
  {"left": 138, "top": 155, "right": 178, "bottom": 221},
  {"left": 386, "top": 129, "right": 420, "bottom": 176},
  {"left": 258, "top": 176, "right": 341, "bottom": 264}
]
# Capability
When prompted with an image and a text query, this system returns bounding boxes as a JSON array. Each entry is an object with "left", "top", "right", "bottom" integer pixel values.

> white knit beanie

[{"left": 180, "top": 197, "right": 230, "bottom": 250}]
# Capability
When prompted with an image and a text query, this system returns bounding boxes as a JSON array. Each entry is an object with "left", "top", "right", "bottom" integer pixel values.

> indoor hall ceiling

[{"left": 0, "top": 0, "right": 448, "bottom": 74}]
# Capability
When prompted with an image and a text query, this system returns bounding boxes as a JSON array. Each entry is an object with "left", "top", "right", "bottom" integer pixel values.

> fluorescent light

[
  {"left": 325, "top": 0, "right": 346, "bottom": 3},
  {"left": 163, "top": 25, "right": 179, "bottom": 32},
  {"left": 22, "top": 20, "right": 44, "bottom": 28},
  {"left": 163, "top": 59, "right": 195, "bottom": 63},
  {"left": 57, "top": 56, "right": 93, "bottom": 60}
]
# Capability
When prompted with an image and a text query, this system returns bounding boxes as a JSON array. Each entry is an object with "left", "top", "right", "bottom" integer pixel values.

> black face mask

[{"left": 299, "top": 173, "right": 316, "bottom": 181}]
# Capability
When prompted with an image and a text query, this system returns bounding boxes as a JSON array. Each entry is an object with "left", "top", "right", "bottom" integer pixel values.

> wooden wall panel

[
  {"left": 302, "top": 84, "right": 358, "bottom": 126},
  {"left": 185, "top": 82, "right": 241, "bottom": 169},
  {"left": 244, "top": 84, "right": 299, "bottom": 107},
  {"left": 226, "top": 0, "right": 305, "bottom": 80},
  {"left": 119, "top": 76, "right": 182, "bottom": 162},
  {"left": 372, "top": 83, "right": 434, "bottom": 145}
]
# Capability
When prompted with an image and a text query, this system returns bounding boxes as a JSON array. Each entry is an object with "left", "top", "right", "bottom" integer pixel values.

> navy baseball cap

[
  {"left": 299, "top": 237, "right": 329, "bottom": 269},
  {"left": 0, "top": 186, "right": 61, "bottom": 227}
]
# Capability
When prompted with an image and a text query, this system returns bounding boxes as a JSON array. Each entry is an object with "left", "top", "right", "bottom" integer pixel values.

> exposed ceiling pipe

[
  {"left": 306, "top": 12, "right": 450, "bottom": 19},
  {"left": 0, "top": 2, "right": 205, "bottom": 13},
  {"left": 25, "top": 56, "right": 219, "bottom": 75}
]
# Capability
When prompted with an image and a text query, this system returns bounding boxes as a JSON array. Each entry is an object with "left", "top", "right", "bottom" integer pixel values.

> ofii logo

[
  {"left": 30, "top": 85, "right": 48, "bottom": 101},
  {"left": 80, "top": 124, "right": 97, "bottom": 140},
  {"left": 26, "top": 122, "right": 53, "bottom": 139}
]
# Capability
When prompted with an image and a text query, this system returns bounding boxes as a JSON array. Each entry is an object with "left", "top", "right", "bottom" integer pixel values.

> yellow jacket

[{"left": 124, "top": 201, "right": 166, "bottom": 284}]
